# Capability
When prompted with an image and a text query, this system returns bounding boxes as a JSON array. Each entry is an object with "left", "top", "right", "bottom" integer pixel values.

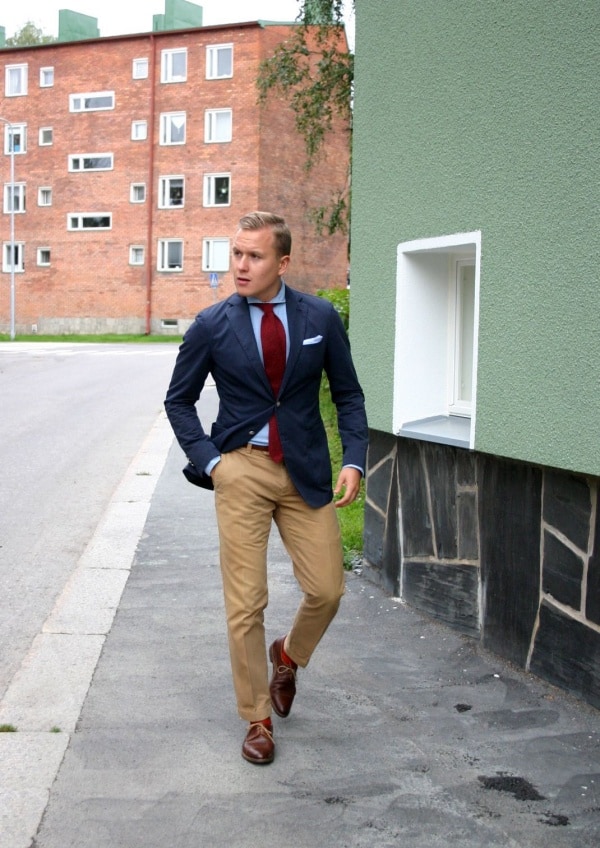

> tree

[
  {"left": 6, "top": 21, "right": 55, "bottom": 47},
  {"left": 257, "top": 1, "right": 354, "bottom": 236}
]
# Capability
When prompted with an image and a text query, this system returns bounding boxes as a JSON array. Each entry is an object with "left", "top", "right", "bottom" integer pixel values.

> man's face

[{"left": 232, "top": 227, "right": 290, "bottom": 302}]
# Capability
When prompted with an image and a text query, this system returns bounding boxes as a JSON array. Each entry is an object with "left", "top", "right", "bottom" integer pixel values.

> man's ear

[{"left": 278, "top": 255, "right": 290, "bottom": 275}]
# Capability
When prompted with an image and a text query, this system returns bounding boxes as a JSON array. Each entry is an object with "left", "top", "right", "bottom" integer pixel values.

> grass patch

[
  {"left": 0, "top": 333, "right": 179, "bottom": 343},
  {"left": 0, "top": 724, "right": 17, "bottom": 732},
  {"left": 320, "top": 379, "right": 365, "bottom": 569}
]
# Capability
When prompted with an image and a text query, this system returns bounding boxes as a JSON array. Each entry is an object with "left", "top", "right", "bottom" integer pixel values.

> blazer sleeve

[{"left": 164, "top": 314, "right": 221, "bottom": 478}]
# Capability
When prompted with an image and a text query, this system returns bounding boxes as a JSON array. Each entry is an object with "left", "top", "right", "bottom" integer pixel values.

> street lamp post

[{"left": 0, "top": 117, "right": 16, "bottom": 340}]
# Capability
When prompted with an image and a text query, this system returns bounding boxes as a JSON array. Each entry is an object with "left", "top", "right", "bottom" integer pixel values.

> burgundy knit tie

[{"left": 258, "top": 303, "right": 285, "bottom": 463}]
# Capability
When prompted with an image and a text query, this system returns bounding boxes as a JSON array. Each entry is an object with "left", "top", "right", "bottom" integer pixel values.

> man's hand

[{"left": 333, "top": 467, "right": 362, "bottom": 508}]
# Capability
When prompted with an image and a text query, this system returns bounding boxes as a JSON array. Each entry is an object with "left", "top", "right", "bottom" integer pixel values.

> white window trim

[
  {"left": 39, "top": 127, "right": 53, "bottom": 146},
  {"left": 5, "top": 64, "right": 28, "bottom": 97},
  {"left": 131, "top": 120, "right": 148, "bottom": 141},
  {"left": 130, "top": 183, "right": 146, "bottom": 203},
  {"left": 67, "top": 213, "right": 112, "bottom": 231},
  {"left": 206, "top": 44, "right": 233, "bottom": 80},
  {"left": 40, "top": 67, "right": 54, "bottom": 87},
  {"left": 393, "top": 231, "right": 481, "bottom": 449},
  {"left": 157, "top": 239, "right": 184, "bottom": 272},
  {"left": 37, "top": 247, "right": 51, "bottom": 266},
  {"left": 129, "top": 245, "right": 145, "bottom": 265},
  {"left": 2, "top": 242, "right": 25, "bottom": 272},
  {"left": 204, "top": 109, "right": 232, "bottom": 143},
  {"left": 4, "top": 123, "right": 27, "bottom": 155},
  {"left": 132, "top": 58, "right": 149, "bottom": 79},
  {"left": 202, "top": 237, "right": 230, "bottom": 272},
  {"left": 158, "top": 175, "right": 185, "bottom": 209},
  {"left": 38, "top": 187, "right": 52, "bottom": 206},
  {"left": 161, "top": 48, "right": 187, "bottom": 83},
  {"left": 3, "top": 182, "right": 26, "bottom": 214},
  {"left": 203, "top": 173, "right": 231, "bottom": 207},
  {"left": 68, "top": 153, "right": 114, "bottom": 172},
  {"left": 160, "top": 112, "right": 186, "bottom": 146},
  {"left": 69, "top": 91, "right": 115, "bottom": 112}
]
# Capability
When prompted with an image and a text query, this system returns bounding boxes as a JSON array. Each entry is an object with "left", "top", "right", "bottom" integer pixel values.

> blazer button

[
  {"left": 276, "top": 401, "right": 281, "bottom": 407},
  {"left": 248, "top": 430, "right": 255, "bottom": 436}
]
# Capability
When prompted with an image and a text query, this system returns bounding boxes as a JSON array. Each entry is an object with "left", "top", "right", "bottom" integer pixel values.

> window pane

[{"left": 457, "top": 263, "right": 475, "bottom": 404}]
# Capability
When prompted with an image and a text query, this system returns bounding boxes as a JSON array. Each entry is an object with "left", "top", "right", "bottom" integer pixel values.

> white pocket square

[{"left": 303, "top": 335, "right": 323, "bottom": 345}]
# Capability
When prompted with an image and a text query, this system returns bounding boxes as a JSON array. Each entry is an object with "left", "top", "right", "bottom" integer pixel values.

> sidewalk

[{"left": 15, "top": 433, "right": 600, "bottom": 846}]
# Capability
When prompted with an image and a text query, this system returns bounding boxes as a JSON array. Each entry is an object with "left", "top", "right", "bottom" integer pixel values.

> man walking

[{"left": 165, "top": 211, "right": 368, "bottom": 764}]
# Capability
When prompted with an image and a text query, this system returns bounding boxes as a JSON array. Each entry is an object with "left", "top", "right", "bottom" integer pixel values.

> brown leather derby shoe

[
  {"left": 242, "top": 722, "right": 275, "bottom": 765},
  {"left": 269, "top": 636, "right": 298, "bottom": 718}
]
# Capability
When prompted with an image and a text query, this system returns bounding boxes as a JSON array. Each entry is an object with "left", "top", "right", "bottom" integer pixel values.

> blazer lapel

[
  {"left": 226, "top": 297, "right": 271, "bottom": 390},
  {"left": 282, "top": 289, "right": 308, "bottom": 393}
]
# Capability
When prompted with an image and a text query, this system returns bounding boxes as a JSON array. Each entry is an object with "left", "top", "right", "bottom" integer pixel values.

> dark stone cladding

[
  {"left": 530, "top": 602, "right": 600, "bottom": 710},
  {"left": 362, "top": 428, "right": 600, "bottom": 709}
]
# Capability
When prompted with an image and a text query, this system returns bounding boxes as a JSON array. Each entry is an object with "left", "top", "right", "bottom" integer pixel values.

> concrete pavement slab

[{"left": 29, "top": 437, "right": 600, "bottom": 847}]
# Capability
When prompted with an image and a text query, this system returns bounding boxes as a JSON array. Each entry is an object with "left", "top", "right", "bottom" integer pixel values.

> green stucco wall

[{"left": 350, "top": 0, "right": 600, "bottom": 476}]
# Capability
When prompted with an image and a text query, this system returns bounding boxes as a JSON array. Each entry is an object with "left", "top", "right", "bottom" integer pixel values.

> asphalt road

[{"left": 0, "top": 342, "right": 179, "bottom": 701}]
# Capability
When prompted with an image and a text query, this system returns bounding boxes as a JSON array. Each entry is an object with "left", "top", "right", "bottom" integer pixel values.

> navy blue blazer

[{"left": 164, "top": 285, "right": 368, "bottom": 508}]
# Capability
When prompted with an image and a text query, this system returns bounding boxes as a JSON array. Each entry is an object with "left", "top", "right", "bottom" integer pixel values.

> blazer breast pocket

[{"left": 302, "top": 335, "right": 323, "bottom": 346}]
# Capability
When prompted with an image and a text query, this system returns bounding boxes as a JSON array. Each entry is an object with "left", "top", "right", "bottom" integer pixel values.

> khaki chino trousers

[{"left": 213, "top": 444, "right": 345, "bottom": 722}]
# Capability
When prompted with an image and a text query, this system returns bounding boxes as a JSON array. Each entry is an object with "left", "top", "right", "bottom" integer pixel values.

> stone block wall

[{"left": 363, "top": 431, "right": 600, "bottom": 709}]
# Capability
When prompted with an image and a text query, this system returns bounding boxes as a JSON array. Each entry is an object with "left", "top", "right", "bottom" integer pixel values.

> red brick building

[{"left": 0, "top": 19, "right": 350, "bottom": 334}]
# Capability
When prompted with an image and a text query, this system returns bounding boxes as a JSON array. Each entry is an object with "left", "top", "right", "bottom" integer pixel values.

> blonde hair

[{"left": 238, "top": 211, "right": 292, "bottom": 258}]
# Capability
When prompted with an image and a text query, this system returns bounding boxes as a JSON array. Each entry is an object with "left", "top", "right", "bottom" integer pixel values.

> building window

[
  {"left": 203, "top": 173, "right": 230, "bottom": 207},
  {"left": 205, "top": 109, "right": 232, "bottom": 143},
  {"left": 4, "top": 123, "right": 26, "bottom": 155},
  {"left": 132, "top": 58, "right": 149, "bottom": 79},
  {"left": 130, "top": 183, "right": 146, "bottom": 203},
  {"left": 39, "top": 127, "right": 53, "bottom": 146},
  {"left": 161, "top": 48, "right": 187, "bottom": 83},
  {"left": 202, "top": 238, "right": 230, "bottom": 272},
  {"left": 38, "top": 187, "right": 52, "bottom": 206},
  {"left": 68, "top": 213, "right": 112, "bottom": 230},
  {"left": 2, "top": 242, "right": 24, "bottom": 272},
  {"left": 158, "top": 239, "right": 183, "bottom": 271},
  {"left": 4, "top": 183, "right": 26, "bottom": 213},
  {"left": 37, "top": 247, "right": 51, "bottom": 266},
  {"left": 158, "top": 176, "right": 184, "bottom": 208},
  {"left": 129, "top": 245, "right": 145, "bottom": 265},
  {"left": 40, "top": 67, "right": 54, "bottom": 87},
  {"left": 131, "top": 120, "right": 148, "bottom": 141},
  {"left": 5, "top": 64, "right": 28, "bottom": 96},
  {"left": 206, "top": 44, "right": 233, "bottom": 79},
  {"left": 69, "top": 153, "right": 113, "bottom": 172},
  {"left": 70, "top": 91, "right": 115, "bottom": 112},
  {"left": 393, "top": 231, "right": 481, "bottom": 449},
  {"left": 160, "top": 112, "right": 186, "bottom": 145}
]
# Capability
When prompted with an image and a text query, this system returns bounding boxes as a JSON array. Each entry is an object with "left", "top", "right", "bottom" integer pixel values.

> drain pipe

[{"left": 145, "top": 33, "right": 157, "bottom": 335}]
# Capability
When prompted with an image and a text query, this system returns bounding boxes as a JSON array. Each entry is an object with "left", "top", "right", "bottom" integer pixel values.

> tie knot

[{"left": 259, "top": 303, "right": 275, "bottom": 315}]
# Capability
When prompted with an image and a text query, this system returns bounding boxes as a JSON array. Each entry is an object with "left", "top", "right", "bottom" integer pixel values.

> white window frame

[
  {"left": 69, "top": 91, "right": 115, "bottom": 112},
  {"left": 40, "top": 67, "right": 54, "bottom": 87},
  {"left": 130, "top": 183, "right": 146, "bottom": 203},
  {"left": 159, "top": 112, "right": 186, "bottom": 146},
  {"left": 37, "top": 247, "right": 51, "bottom": 266},
  {"left": 67, "top": 213, "right": 112, "bottom": 231},
  {"left": 158, "top": 175, "right": 185, "bottom": 209},
  {"left": 131, "top": 120, "right": 148, "bottom": 141},
  {"left": 39, "top": 127, "right": 53, "bottom": 146},
  {"left": 5, "top": 64, "right": 28, "bottom": 97},
  {"left": 2, "top": 242, "right": 25, "bottom": 272},
  {"left": 393, "top": 231, "right": 481, "bottom": 449},
  {"left": 157, "top": 239, "right": 184, "bottom": 272},
  {"left": 129, "top": 245, "right": 145, "bottom": 265},
  {"left": 38, "top": 187, "right": 52, "bottom": 207},
  {"left": 4, "top": 123, "right": 26, "bottom": 155},
  {"left": 69, "top": 153, "right": 114, "bottom": 172},
  {"left": 4, "top": 182, "right": 26, "bottom": 213},
  {"left": 204, "top": 109, "right": 232, "bottom": 143},
  {"left": 206, "top": 44, "right": 233, "bottom": 79},
  {"left": 203, "top": 173, "right": 231, "bottom": 207},
  {"left": 161, "top": 48, "right": 187, "bottom": 83},
  {"left": 202, "top": 238, "right": 230, "bottom": 272},
  {"left": 132, "top": 58, "right": 149, "bottom": 79}
]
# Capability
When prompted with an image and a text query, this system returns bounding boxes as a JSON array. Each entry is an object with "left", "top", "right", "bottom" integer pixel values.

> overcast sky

[{"left": 1, "top": 1, "right": 354, "bottom": 45}]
